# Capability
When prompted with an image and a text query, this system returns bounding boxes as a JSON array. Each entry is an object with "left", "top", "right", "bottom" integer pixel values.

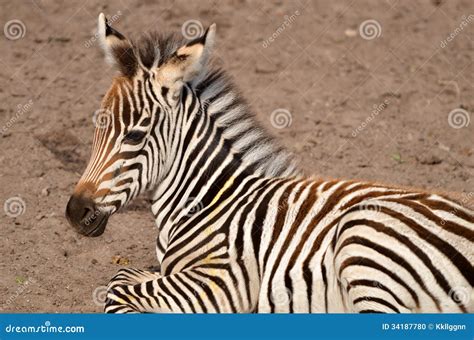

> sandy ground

[{"left": 0, "top": 0, "right": 472, "bottom": 312}]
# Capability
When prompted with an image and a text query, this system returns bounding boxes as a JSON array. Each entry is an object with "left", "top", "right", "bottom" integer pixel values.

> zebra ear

[
  {"left": 158, "top": 23, "right": 216, "bottom": 87},
  {"left": 97, "top": 13, "right": 138, "bottom": 77}
]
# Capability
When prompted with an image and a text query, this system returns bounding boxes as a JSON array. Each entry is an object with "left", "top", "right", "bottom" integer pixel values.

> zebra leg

[
  {"left": 108, "top": 268, "right": 162, "bottom": 288},
  {"left": 105, "top": 268, "right": 163, "bottom": 313},
  {"left": 105, "top": 267, "right": 244, "bottom": 313}
]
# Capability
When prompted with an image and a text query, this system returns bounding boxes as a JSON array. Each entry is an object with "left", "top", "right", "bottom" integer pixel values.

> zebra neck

[
  {"left": 150, "top": 135, "right": 295, "bottom": 224},
  {"left": 150, "top": 128, "right": 298, "bottom": 247},
  {"left": 150, "top": 73, "right": 301, "bottom": 246}
]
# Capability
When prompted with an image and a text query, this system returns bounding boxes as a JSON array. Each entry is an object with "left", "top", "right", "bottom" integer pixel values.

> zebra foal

[{"left": 65, "top": 14, "right": 474, "bottom": 313}]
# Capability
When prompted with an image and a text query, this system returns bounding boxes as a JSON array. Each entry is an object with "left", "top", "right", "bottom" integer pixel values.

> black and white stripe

[{"left": 67, "top": 14, "right": 474, "bottom": 314}]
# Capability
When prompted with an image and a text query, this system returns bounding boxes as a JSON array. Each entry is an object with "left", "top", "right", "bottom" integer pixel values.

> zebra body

[
  {"left": 65, "top": 14, "right": 474, "bottom": 314},
  {"left": 112, "top": 177, "right": 474, "bottom": 313}
]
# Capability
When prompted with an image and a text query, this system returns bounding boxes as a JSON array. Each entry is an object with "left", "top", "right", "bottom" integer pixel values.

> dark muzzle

[{"left": 66, "top": 193, "right": 109, "bottom": 237}]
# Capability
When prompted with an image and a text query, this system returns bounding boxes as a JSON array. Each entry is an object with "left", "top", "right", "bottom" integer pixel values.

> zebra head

[{"left": 66, "top": 14, "right": 216, "bottom": 236}]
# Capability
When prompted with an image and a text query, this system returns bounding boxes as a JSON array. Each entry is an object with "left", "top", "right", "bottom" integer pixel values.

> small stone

[
  {"left": 344, "top": 29, "right": 357, "bottom": 37},
  {"left": 417, "top": 154, "right": 443, "bottom": 165},
  {"left": 458, "top": 171, "right": 469, "bottom": 181},
  {"left": 41, "top": 188, "right": 49, "bottom": 196},
  {"left": 437, "top": 142, "right": 450, "bottom": 152},
  {"left": 255, "top": 66, "right": 277, "bottom": 74},
  {"left": 91, "top": 259, "right": 98, "bottom": 265},
  {"left": 35, "top": 214, "right": 45, "bottom": 221},
  {"left": 111, "top": 255, "right": 130, "bottom": 265}
]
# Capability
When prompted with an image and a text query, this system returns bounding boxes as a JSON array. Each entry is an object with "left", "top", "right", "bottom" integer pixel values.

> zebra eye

[{"left": 124, "top": 130, "right": 146, "bottom": 144}]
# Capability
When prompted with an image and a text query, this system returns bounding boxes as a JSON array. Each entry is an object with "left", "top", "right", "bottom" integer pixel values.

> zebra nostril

[{"left": 81, "top": 206, "right": 93, "bottom": 220}]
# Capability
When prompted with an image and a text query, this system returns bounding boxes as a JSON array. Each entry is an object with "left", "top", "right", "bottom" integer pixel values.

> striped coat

[
  {"left": 119, "top": 177, "right": 472, "bottom": 313},
  {"left": 65, "top": 14, "right": 474, "bottom": 314}
]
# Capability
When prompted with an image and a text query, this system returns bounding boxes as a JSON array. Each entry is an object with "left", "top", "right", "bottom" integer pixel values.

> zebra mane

[
  {"left": 132, "top": 31, "right": 186, "bottom": 69},
  {"left": 131, "top": 31, "right": 301, "bottom": 178}
]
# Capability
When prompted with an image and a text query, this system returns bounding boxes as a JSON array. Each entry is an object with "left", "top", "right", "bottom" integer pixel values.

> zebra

[{"left": 65, "top": 13, "right": 474, "bottom": 313}]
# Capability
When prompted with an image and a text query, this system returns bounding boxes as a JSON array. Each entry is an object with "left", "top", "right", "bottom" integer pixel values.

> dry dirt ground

[{"left": 0, "top": 0, "right": 472, "bottom": 312}]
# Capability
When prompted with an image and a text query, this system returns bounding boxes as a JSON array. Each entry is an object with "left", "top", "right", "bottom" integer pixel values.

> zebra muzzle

[{"left": 65, "top": 193, "right": 109, "bottom": 237}]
